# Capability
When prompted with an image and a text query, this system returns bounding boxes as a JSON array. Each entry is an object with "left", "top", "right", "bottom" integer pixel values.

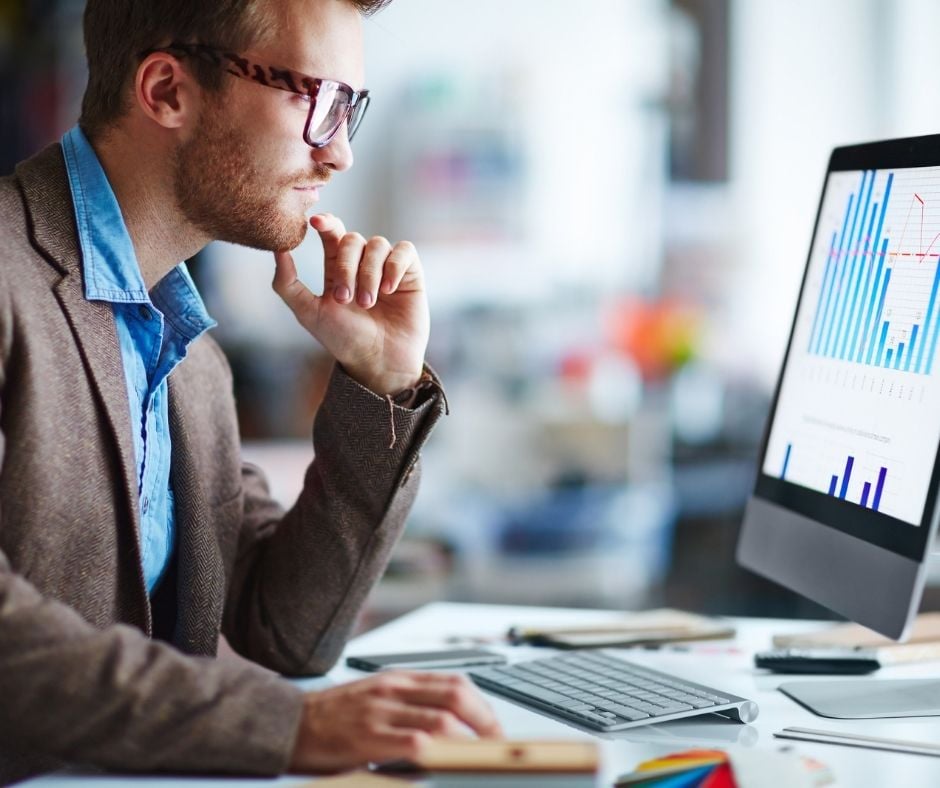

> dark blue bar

[
  {"left": 829, "top": 475, "right": 838, "bottom": 496},
  {"left": 873, "top": 466, "right": 887, "bottom": 511},
  {"left": 838, "top": 186, "right": 877, "bottom": 359},
  {"left": 885, "top": 348, "right": 894, "bottom": 367},
  {"left": 861, "top": 481, "right": 871, "bottom": 508},
  {"left": 904, "top": 326, "right": 919, "bottom": 372},
  {"left": 826, "top": 172, "right": 870, "bottom": 356},
  {"left": 782, "top": 443, "right": 792, "bottom": 480},
  {"left": 810, "top": 232, "right": 839, "bottom": 353},
  {"left": 868, "top": 268, "right": 892, "bottom": 365},
  {"left": 859, "top": 238, "right": 890, "bottom": 363},
  {"left": 915, "top": 259, "right": 940, "bottom": 373},
  {"left": 839, "top": 456, "right": 854, "bottom": 499},
  {"left": 893, "top": 343, "right": 904, "bottom": 369},
  {"left": 876, "top": 320, "right": 890, "bottom": 366}
]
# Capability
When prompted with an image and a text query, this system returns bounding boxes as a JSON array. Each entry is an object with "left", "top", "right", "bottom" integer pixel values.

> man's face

[{"left": 173, "top": 0, "right": 364, "bottom": 252}]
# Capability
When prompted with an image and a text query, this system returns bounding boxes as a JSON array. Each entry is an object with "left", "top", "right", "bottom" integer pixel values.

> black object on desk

[{"left": 754, "top": 648, "right": 880, "bottom": 674}]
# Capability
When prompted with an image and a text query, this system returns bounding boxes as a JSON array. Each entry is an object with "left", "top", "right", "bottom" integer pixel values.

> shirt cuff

[{"left": 390, "top": 365, "right": 446, "bottom": 411}]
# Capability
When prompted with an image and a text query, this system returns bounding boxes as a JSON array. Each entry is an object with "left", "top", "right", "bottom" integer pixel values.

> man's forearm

[
  {"left": 222, "top": 364, "right": 446, "bottom": 676},
  {"left": 0, "top": 555, "right": 304, "bottom": 781}
]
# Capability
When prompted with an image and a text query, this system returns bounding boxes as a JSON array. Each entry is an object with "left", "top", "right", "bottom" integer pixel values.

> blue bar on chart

[
  {"left": 915, "top": 258, "right": 940, "bottom": 373},
  {"left": 808, "top": 233, "right": 838, "bottom": 354},
  {"left": 828, "top": 475, "right": 838, "bottom": 496},
  {"left": 861, "top": 482, "right": 871, "bottom": 508},
  {"left": 874, "top": 317, "right": 890, "bottom": 366},
  {"left": 781, "top": 443, "right": 792, "bottom": 480},
  {"left": 905, "top": 325, "right": 919, "bottom": 372},
  {"left": 861, "top": 240, "right": 891, "bottom": 364},
  {"left": 811, "top": 179, "right": 858, "bottom": 355},
  {"left": 927, "top": 287, "right": 940, "bottom": 375},
  {"left": 838, "top": 456, "right": 854, "bottom": 499},
  {"left": 872, "top": 466, "right": 888, "bottom": 511}
]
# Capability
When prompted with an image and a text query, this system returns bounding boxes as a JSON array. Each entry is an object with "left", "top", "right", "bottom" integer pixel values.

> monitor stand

[{"left": 780, "top": 679, "right": 940, "bottom": 718}]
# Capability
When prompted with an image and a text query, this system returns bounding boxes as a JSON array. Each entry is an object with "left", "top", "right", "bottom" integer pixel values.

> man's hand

[
  {"left": 273, "top": 214, "right": 430, "bottom": 396},
  {"left": 288, "top": 671, "right": 503, "bottom": 773}
]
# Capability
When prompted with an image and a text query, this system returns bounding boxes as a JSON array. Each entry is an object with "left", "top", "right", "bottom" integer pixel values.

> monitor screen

[
  {"left": 763, "top": 166, "right": 940, "bottom": 526},
  {"left": 755, "top": 161, "right": 940, "bottom": 561}
]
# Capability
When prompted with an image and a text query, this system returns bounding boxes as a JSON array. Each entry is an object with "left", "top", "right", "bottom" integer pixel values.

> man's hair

[{"left": 79, "top": 0, "right": 391, "bottom": 140}]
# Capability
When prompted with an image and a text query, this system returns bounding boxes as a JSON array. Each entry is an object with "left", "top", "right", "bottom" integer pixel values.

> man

[{"left": 0, "top": 0, "right": 501, "bottom": 781}]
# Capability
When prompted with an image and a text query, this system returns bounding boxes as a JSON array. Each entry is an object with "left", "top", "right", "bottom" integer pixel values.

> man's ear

[{"left": 134, "top": 52, "right": 198, "bottom": 131}]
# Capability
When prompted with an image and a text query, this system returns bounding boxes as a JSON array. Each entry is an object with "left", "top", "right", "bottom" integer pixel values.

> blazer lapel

[
  {"left": 16, "top": 144, "right": 151, "bottom": 630},
  {"left": 168, "top": 377, "right": 225, "bottom": 655}
]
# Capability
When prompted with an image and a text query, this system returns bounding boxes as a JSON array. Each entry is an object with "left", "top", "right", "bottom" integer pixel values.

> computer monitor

[{"left": 737, "top": 134, "right": 940, "bottom": 718}]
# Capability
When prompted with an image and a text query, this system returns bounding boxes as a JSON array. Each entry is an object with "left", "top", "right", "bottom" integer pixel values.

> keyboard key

[
  {"left": 508, "top": 683, "right": 572, "bottom": 706},
  {"left": 592, "top": 700, "right": 651, "bottom": 720},
  {"left": 570, "top": 709, "right": 621, "bottom": 726},
  {"left": 556, "top": 699, "right": 596, "bottom": 711},
  {"left": 682, "top": 697, "right": 717, "bottom": 709}
]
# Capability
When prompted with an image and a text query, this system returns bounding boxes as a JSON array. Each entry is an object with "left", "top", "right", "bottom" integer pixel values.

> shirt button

[{"left": 138, "top": 305, "right": 152, "bottom": 321}]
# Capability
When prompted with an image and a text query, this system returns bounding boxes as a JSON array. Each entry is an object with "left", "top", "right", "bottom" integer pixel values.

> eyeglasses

[{"left": 142, "top": 42, "right": 370, "bottom": 148}]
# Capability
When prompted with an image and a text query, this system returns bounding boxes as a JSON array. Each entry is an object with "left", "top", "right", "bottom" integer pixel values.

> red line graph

[
  {"left": 825, "top": 184, "right": 940, "bottom": 262},
  {"left": 832, "top": 191, "right": 940, "bottom": 263}
]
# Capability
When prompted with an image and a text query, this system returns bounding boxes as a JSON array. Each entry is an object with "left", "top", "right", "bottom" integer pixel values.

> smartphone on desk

[{"left": 346, "top": 648, "right": 507, "bottom": 672}]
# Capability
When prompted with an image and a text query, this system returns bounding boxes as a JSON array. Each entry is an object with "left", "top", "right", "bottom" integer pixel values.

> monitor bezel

[{"left": 753, "top": 132, "right": 940, "bottom": 563}]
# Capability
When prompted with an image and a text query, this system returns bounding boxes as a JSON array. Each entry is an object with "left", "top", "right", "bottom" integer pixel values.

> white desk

[{"left": 27, "top": 602, "right": 940, "bottom": 786}]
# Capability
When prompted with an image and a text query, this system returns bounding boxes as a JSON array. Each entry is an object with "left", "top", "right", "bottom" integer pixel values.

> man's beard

[{"left": 173, "top": 102, "right": 329, "bottom": 251}]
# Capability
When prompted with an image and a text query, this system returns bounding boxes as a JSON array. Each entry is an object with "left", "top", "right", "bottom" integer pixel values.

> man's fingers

[
  {"left": 325, "top": 232, "right": 365, "bottom": 304},
  {"left": 391, "top": 674, "right": 504, "bottom": 738},
  {"left": 310, "top": 216, "right": 422, "bottom": 308},
  {"left": 356, "top": 236, "right": 392, "bottom": 308},
  {"left": 272, "top": 249, "right": 299, "bottom": 291},
  {"left": 310, "top": 212, "right": 348, "bottom": 264},
  {"left": 385, "top": 703, "right": 472, "bottom": 739},
  {"left": 382, "top": 240, "right": 420, "bottom": 294},
  {"left": 362, "top": 725, "right": 431, "bottom": 764},
  {"left": 272, "top": 249, "right": 321, "bottom": 322}
]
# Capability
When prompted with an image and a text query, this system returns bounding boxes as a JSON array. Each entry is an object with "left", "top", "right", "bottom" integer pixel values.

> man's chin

[{"left": 221, "top": 216, "right": 308, "bottom": 252}]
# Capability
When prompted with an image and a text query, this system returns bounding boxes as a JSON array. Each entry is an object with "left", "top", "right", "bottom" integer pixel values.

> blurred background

[{"left": 5, "top": 0, "right": 940, "bottom": 629}]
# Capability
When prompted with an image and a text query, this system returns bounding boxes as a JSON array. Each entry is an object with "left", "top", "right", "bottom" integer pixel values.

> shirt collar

[
  {"left": 61, "top": 125, "right": 216, "bottom": 339},
  {"left": 62, "top": 125, "right": 149, "bottom": 303}
]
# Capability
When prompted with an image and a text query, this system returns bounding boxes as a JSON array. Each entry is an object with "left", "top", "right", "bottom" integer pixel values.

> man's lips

[{"left": 293, "top": 181, "right": 328, "bottom": 191}]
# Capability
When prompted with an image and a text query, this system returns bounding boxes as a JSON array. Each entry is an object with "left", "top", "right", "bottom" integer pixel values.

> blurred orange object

[{"left": 607, "top": 297, "right": 701, "bottom": 382}]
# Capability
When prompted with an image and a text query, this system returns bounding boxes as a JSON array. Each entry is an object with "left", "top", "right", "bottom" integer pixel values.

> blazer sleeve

[
  {"left": 0, "top": 268, "right": 305, "bottom": 781},
  {"left": 222, "top": 363, "right": 447, "bottom": 676}
]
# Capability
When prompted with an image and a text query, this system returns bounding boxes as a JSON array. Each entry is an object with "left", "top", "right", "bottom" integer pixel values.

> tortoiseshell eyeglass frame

[{"left": 141, "top": 42, "right": 370, "bottom": 148}]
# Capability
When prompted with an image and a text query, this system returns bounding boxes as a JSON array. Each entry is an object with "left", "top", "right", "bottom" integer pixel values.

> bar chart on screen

[
  {"left": 761, "top": 165, "right": 940, "bottom": 527},
  {"left": 807, "top": 168, "right": 940, "bottom": 375},
  {"left": 776, "top": 436, "right": 901, "bottom": 515}
]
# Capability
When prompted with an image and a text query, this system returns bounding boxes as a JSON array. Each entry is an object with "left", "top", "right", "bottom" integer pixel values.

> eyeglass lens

[{"left": 305, "top": 82, "right": 369, "bottom": 146}]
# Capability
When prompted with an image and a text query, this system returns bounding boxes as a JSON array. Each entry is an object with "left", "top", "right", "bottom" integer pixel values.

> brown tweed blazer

[{"left": 0, "top": 144, "right": 445, "bottom": 783}]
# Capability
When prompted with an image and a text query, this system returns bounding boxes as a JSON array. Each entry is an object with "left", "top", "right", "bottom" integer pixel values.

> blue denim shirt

[{"left": 62, "top": 125, "right": 217, "bottom": 595}]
